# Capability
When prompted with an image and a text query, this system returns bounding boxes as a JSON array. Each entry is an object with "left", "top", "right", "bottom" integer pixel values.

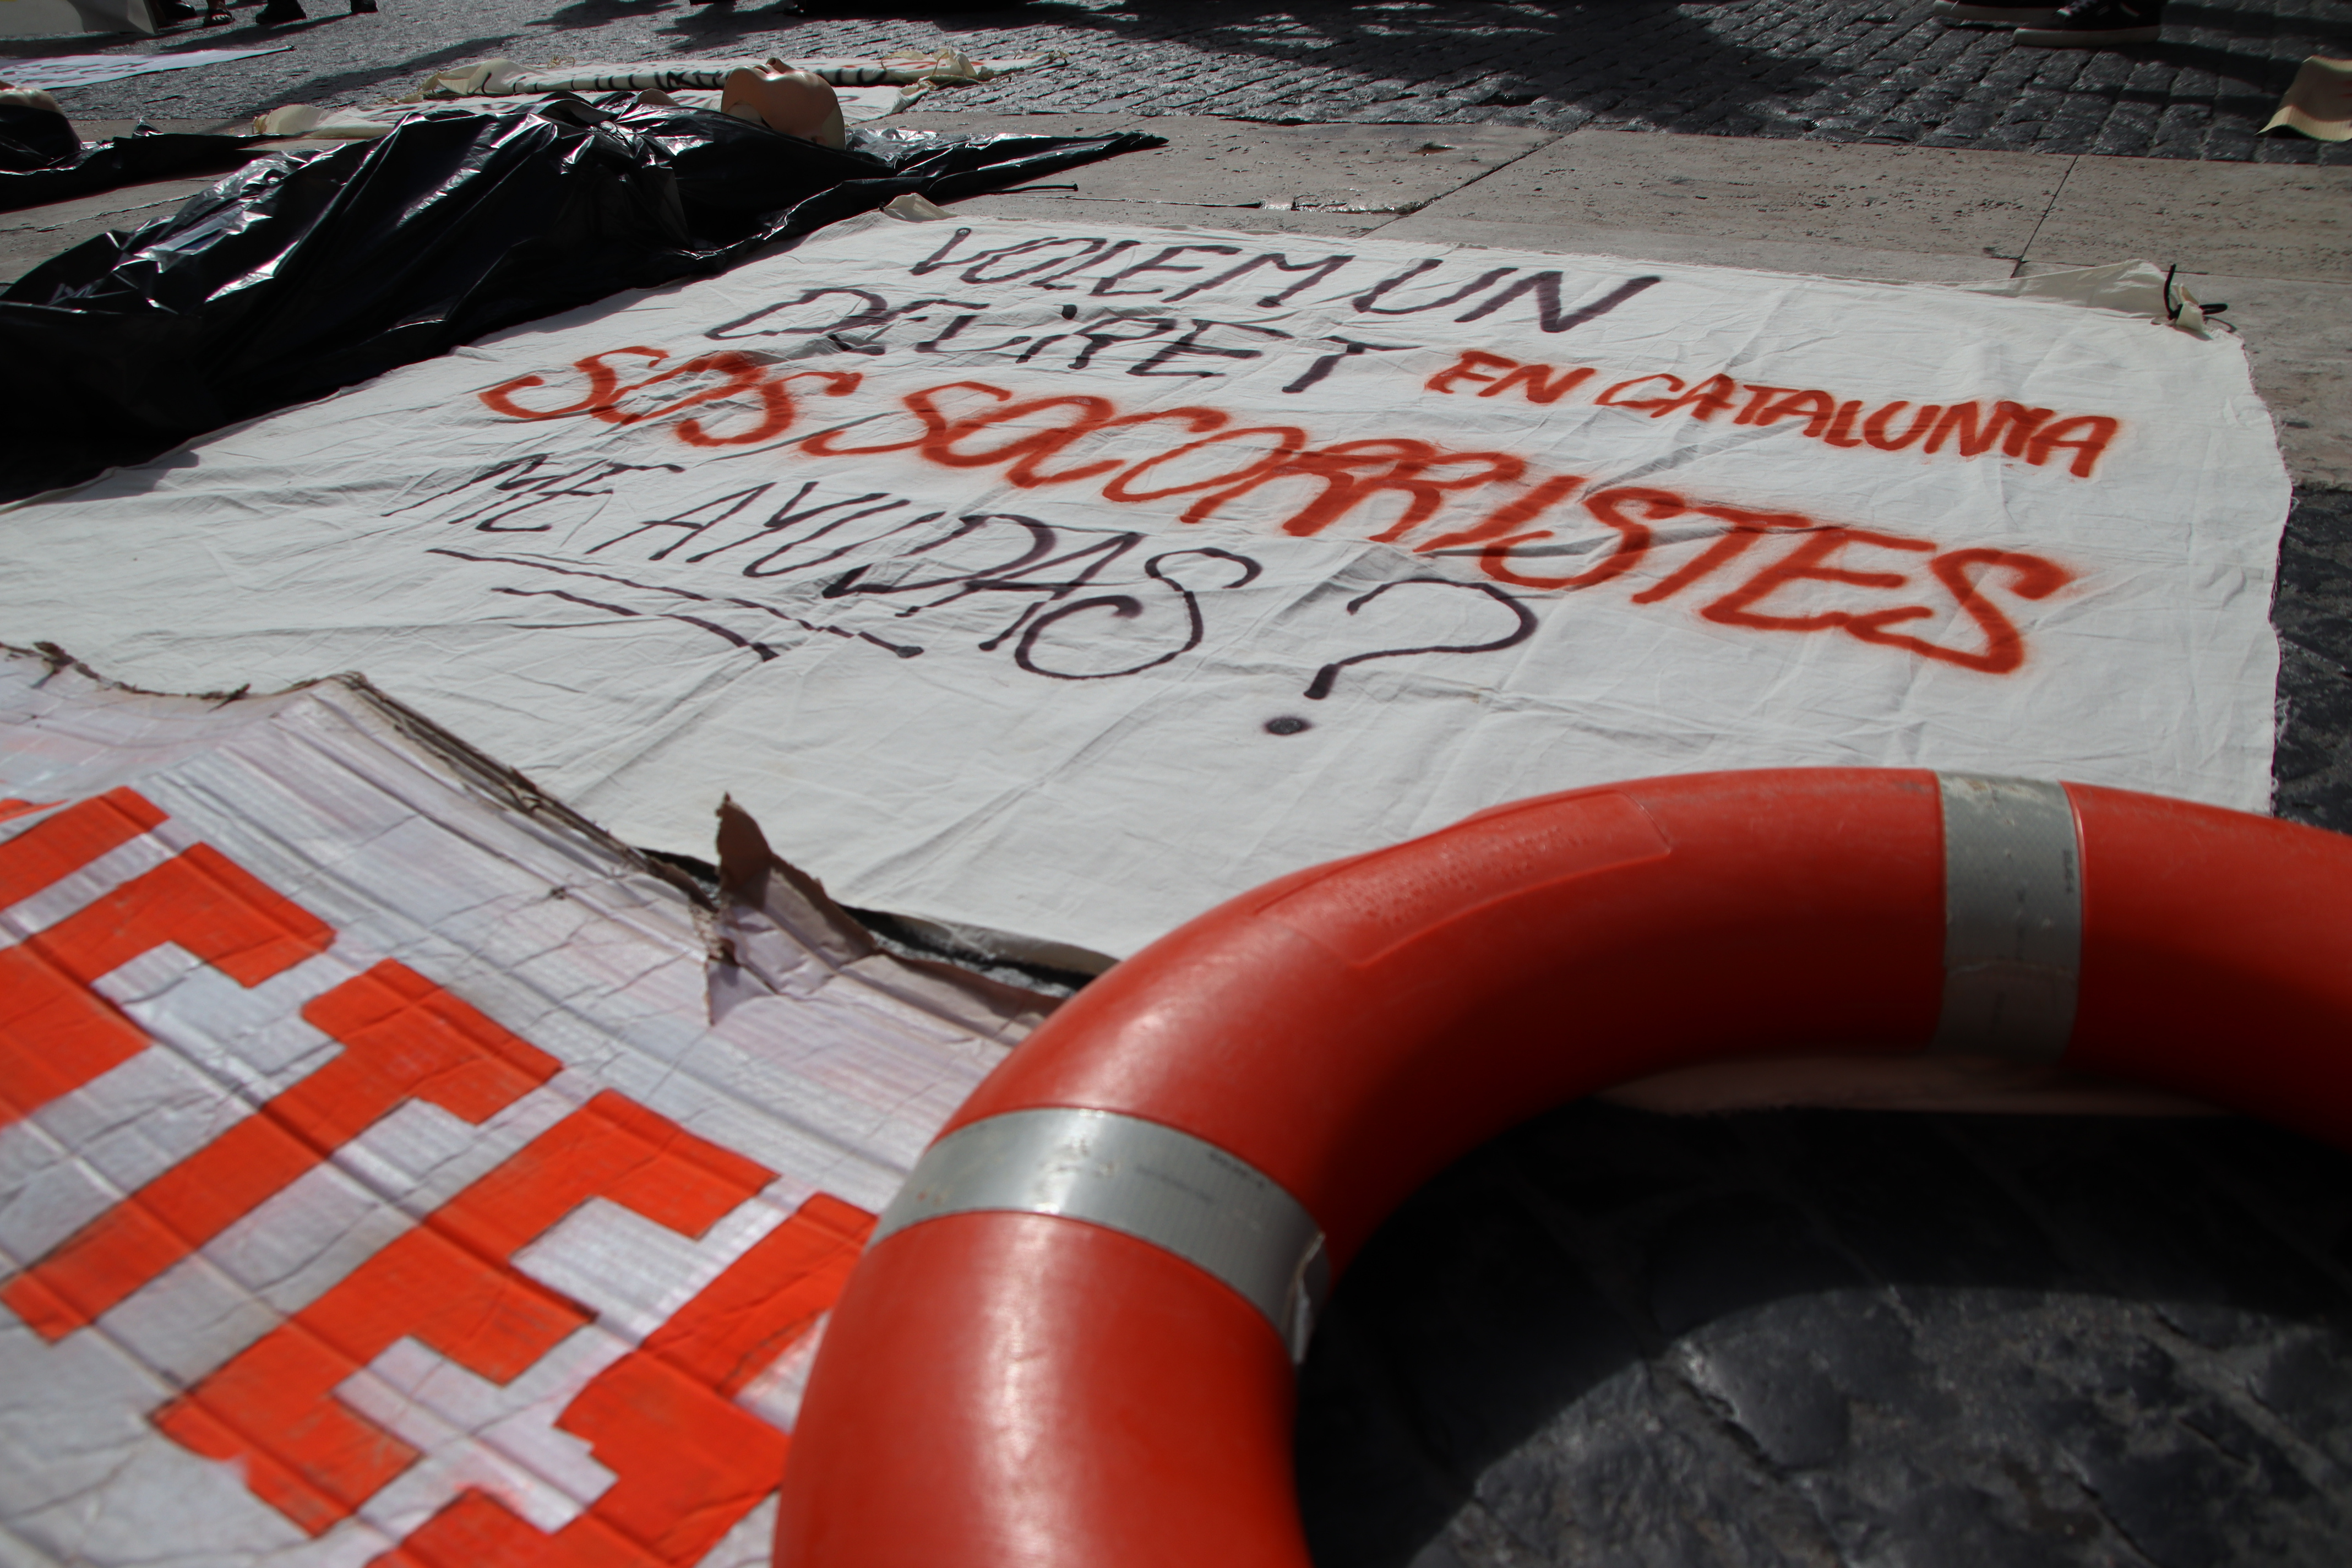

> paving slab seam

[
  {"left": 2005, "top": 151, "right": 2083, "bottom": 273},
  {"left": 1352, "top": 126, "right": 1577, "bottom": 230}
]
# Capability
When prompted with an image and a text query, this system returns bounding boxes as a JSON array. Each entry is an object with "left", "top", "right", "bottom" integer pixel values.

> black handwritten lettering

[
  {"left": 706, "top": 288, "right": 988, "bottom": 342},
  {"left": 1164, "top": 251, "right": 1356, "bottom": 308},
  {"left": 1090, "top": 244, "right": 1244, "bottom": 298},
  {"left": 676, "top": 482, "right": 925, "bottom": 570},
  {"left": 821, "top": 514, "right": 1063, "bottom": 605},
  {"left": 398, "top": 454, "right": 686, "bottom": 533},
  {"left": 1026, "top": 239, "right": 1145, "bottom": 290},
  {"left": 1303, "top": 579, "right": 1537, "bottom": 699},
  {"left": 1283, "top": 337, "right": 1412, "bottom": 394},
  {"left": 434, "top": 548, "right": 925, "bottom": 660},
  {"left": 1128, "top": 318, "right": 1292, "bottom": 379},
  {"left": 1014, "top": 548, "right": 1261, "bottom": 680},
  {"left": 590, "top": 482, "right": 776, "bottom": 561},
  {"left": 1352, "top": 260, "right": 1517, "bottom": 317},
  {"left": 1455, "top": 273, "right": 1660, "bottom": 331}
]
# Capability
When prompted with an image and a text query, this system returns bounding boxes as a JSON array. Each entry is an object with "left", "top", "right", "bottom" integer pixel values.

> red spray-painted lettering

[
  {"left": 4, "top": 960, "right": 562, "bottom": 1338},
  {"left": 482, "top": 349, "right": 862, "bottom": 448},
  {"left": 1426, "top": 349, "right": 2121, "bottom": 478},
  {"left": 374, "top": 1194, "right": 873, "bottom": 1568},
  {"left": 0, "top": 790, "right": 889, "bottom": 1568},
  {"left": 0, "top": 807, "right": 334, "bottom": 1125},
  {"left": 480, "top": 359, "right": 2079, "bottom": 673},
  {"left": 1441, "top": 485, "right": 2072, "bottom": 673},
  {"left": 154, "top": 1089, "right": 774, "bottom": 1534}
]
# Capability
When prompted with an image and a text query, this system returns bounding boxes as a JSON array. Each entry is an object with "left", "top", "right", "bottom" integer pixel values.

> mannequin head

[{"left": 718, "top": 64, "right": 847, "bottom": 150}]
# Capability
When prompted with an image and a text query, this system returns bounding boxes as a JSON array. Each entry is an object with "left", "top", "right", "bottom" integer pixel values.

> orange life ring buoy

[{"left": 775, "top": 769, "right": 2352, "bottom": 1567}]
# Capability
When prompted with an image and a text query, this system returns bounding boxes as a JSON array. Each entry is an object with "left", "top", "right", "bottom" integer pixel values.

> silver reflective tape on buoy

[
  {"left": 870, "top": 1107, "right": 1331, "bottom": 1362},
  {"left": 1932, "top": 774, "right": 2083, "bottom": 1062}
]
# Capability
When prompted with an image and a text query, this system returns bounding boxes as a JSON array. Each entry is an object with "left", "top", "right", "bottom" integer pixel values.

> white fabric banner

[
  {"left": 0, "top": 44, "right": 287, "bottom": 81},
  {"left": 0, "top": 214, "right": 2289, "bottom": 961}
]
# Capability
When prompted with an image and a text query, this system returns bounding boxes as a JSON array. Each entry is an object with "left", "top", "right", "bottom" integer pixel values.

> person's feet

[
  {"left": 349, "top": 0, "right": 377, "bottom": 12},
  {"left": 2015, "top": 0, "right": 2162, "bottom": 45},
  {"left": 1931, "top": 1, "right": 2063, "bottom": 24},
  {"left": 254, "top": 0, "right": 307, "bottom": 21}
]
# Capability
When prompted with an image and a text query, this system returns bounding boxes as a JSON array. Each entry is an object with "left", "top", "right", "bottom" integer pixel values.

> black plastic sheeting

[
  {"left": 0, "top": 101, "right": 80, "bottom": 173},
  {"left": 0, "top": 101, "right": 265, "bottom": 211},
  {"left": 0, "top": 97, "right": 1159, "bottom": 503}
]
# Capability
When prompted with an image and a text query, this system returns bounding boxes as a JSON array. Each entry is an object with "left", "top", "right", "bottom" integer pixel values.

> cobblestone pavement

[
  {"left": 2274, "top": 487, "right": 2352, "bottom": 833},
  {"left": 7, "top": 0, "right": 2349, "bottom": 162},
  {"left": 1299, "top": 1103, "right": 2352, "bottom": 1567}
]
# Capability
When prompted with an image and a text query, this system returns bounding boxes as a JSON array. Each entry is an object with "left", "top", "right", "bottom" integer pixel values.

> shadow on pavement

[
  {"left": 971, "top": 0, "right": 1830, "bottom": 134},
  {"left": 1299, "top": 1099, "right": 2352, "bottom": 1567},
  {"left": 236, "top": 35, "right": 513, "bottom": 115},
  {"left": 2275, "top": 488, "right": 2352, "bottom": 832}
]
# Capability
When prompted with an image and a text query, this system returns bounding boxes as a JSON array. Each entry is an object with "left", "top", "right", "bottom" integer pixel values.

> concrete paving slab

[
  {"left": 896, "top": 112, "right": 1555, "bottom": 221},
  {"left": 940, "top": 194, "right": 1387, "bottom": 240},
  {"left": 2026, "top": 155, "right": 2352, "bottom": 284},
  {"left": 2168, "top": 271, "right": 2349, "bottom": 489},
  {"left": 67, "top": 120, "right": 244, "bottom": 138},
  {"left": 1358, "top": 213, "right": 2018, "bottom": 285},
  {"left": 1389, "top": 128, "right": 2070, "bottom": 266}
]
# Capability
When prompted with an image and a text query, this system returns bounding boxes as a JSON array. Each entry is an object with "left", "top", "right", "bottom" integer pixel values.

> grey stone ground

[
  {"left": 2274, "top": 487, "right": 2352, "bottom": 830},
  {"left": 1300, "top": 1106, "right": 2352, "bottom": 1568},
  {"left": 6, "top": 0, "right": 2350, "bottom": 163}
]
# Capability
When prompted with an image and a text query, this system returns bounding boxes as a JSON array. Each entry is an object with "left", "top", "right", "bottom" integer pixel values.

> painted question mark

[{"left": 1300, "top": 578, "right": 1537, "bottom": 701}]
